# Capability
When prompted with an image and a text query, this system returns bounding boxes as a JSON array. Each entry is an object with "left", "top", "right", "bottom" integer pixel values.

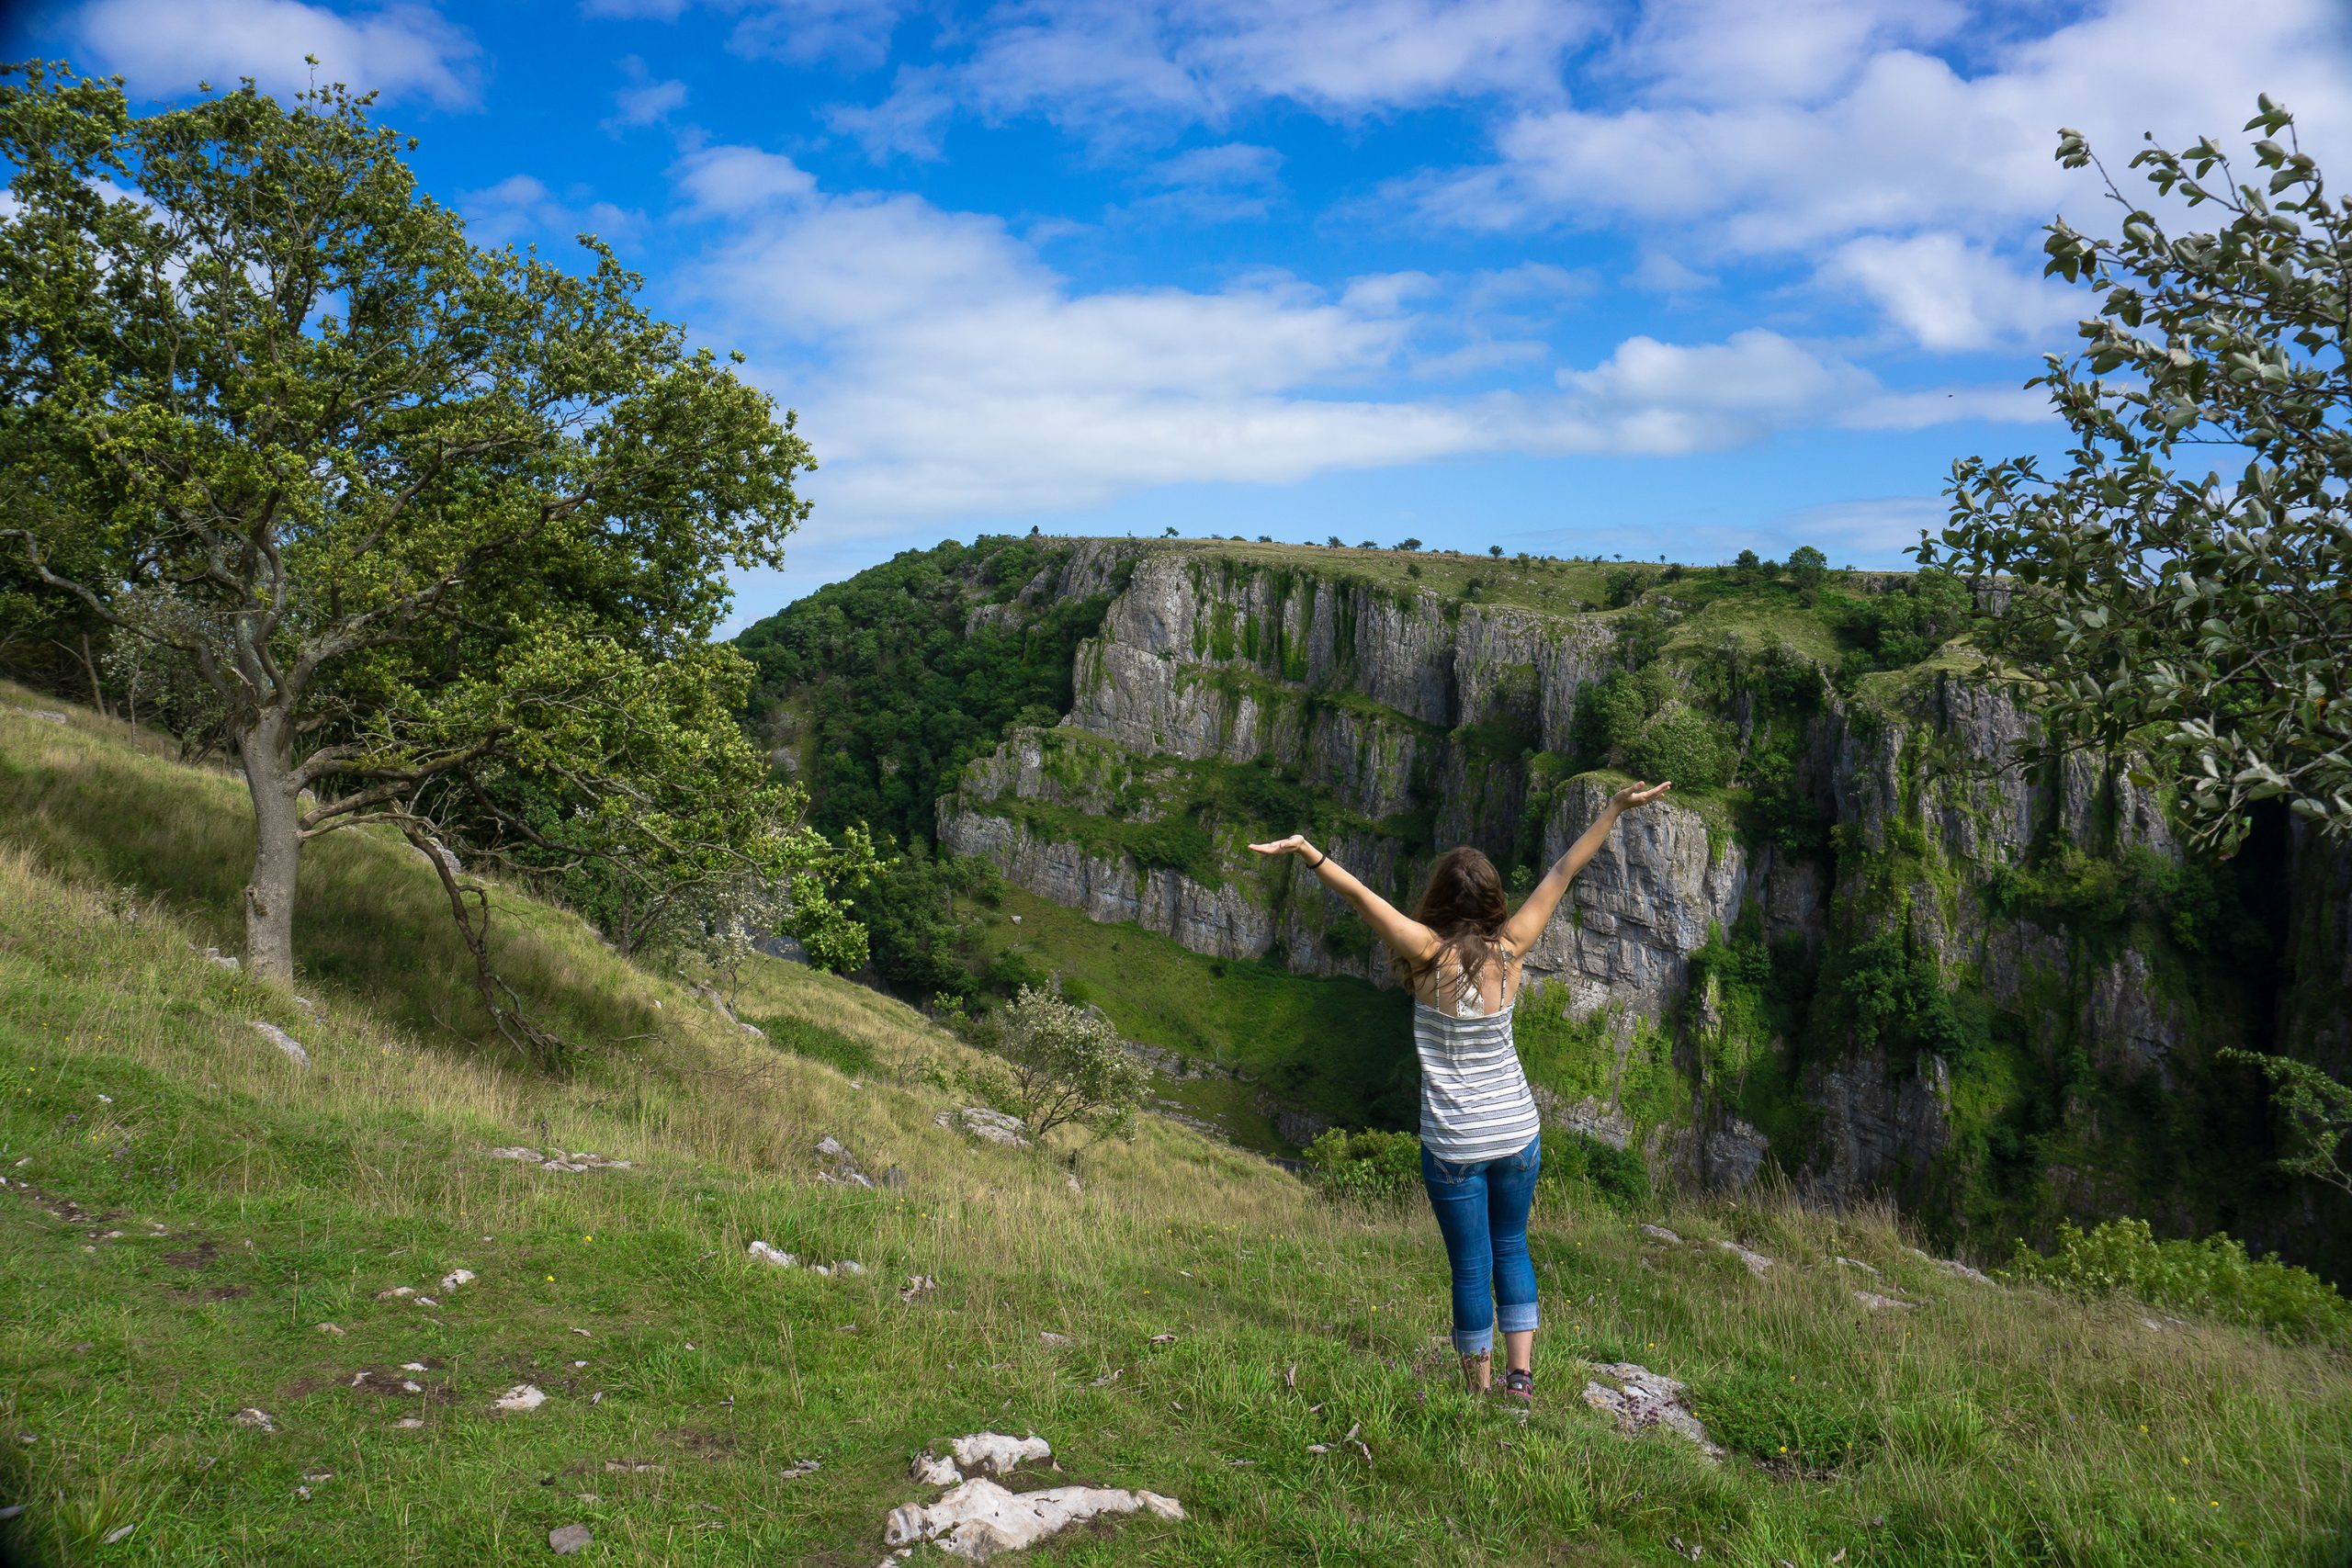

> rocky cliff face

[{"left": 910, "top": 540, "right": 2347, "bottom": 1274}]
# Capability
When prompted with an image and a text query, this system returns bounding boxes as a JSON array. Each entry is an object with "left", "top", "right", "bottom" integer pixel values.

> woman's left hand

[{"left": 1248, "top": 834, "right": 1315, "bottom": 858}]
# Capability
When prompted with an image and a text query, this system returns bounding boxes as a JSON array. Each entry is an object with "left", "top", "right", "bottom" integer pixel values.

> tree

[
  {"left": 0, "top": 67, "right": 857, "bottom": 1041},
  {"left": 1786, "top": 545, "right": 1828, "bottom": 598},
  {"left": 1163, "top": 526, "right": 1179, "bottom": 537},
  {"left": 2222, "top": 1049, "right": 2352, "bottom": 1198},
  {"left": 1327, "top": 535, "right": 1342, "bottom": 547},
  {"left": 1396, "top": 536, "right": 1423, "bottom": 551},
  {"left": 968, "top": 987, "right": 1149, "bottom": 1143},
  {"left": 1917, "top": 96, "right": 2351, "bottom": 849}
]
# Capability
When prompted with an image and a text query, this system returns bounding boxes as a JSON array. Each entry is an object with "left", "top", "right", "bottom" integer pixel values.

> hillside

[
  {"left": 6, "top": 685, "right": 2350, "bottom": 1564},
  {"left": 733, "top": 536, "right": 2352, "bottom": 1282}
]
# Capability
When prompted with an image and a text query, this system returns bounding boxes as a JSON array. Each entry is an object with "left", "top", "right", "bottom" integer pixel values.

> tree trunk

[{"left": 239, "top": 707, "right": 302, "bottom": 987}]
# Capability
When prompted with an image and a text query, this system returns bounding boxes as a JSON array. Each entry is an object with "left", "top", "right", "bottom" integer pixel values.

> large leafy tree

[
  {"left": 0, "top": 64, "right": 863, "bottom": 1040},
  {"left": 1918, "top": 96, "right": 2349, "bottom": 851}
]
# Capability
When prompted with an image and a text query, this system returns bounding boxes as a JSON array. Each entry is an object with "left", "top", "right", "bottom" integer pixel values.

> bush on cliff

[{"left": 2001, "top": 1218, "right": 2352, "bottom": 1347}]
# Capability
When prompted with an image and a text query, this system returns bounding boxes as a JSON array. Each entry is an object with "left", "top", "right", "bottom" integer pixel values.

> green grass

[
  {"left": 971, "top": 886, "right": 1415, "bottom": 1137},
  {"left": 4, "top": 686, "right": 2351, "bottom": 1566}
]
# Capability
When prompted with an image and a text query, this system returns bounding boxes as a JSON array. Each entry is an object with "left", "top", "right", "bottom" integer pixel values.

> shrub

[
  {"left": 1537, "top": 1131, "right": 1650, "bottom": 1207},
  {"left": 1300, "top": 1127, "right": 1649, "bottom": 1209},
  {"left": 1999, "top": 1217, "right": 2352, "bottom": 1345},
  {"left": 1625, "top": 704, "right": 1736, "bottom": 791},
  {"left": 964, "top": 986, "right": 1151, "bottom": 1142},
  {"left": 1301, "top": 1128, "right": 1423, "bottom": 1205}
]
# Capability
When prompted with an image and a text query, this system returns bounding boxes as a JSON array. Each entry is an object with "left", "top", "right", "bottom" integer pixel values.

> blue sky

[{"left": 9, "top": 0, "right": 2352, "bottom": 628}]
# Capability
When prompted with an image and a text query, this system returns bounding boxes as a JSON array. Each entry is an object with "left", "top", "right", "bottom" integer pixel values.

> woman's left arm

[{"left": 1248, "top": 834, "right": 1438, "bottom": 969}]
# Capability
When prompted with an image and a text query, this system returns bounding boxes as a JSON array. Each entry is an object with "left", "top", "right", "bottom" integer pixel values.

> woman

[{"left": 1250, "top": 778, "right": 1673, "bottom": 1404}]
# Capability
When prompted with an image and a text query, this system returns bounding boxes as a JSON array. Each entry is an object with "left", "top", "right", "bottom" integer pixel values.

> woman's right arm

[
  {"left": 1498, "top": 780, "right": 1673, "bottom": 953},
  {"left": 1248, "top": 834, "right": 1438, "bottom": 969}
]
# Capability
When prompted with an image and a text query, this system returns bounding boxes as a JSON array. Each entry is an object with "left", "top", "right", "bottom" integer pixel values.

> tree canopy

[
  {"left": 1918, "top": 96, "right": 2350, "bottom": 851},
  {"left": 0, "top": 63, "right": 865, "bottom": 1052}
]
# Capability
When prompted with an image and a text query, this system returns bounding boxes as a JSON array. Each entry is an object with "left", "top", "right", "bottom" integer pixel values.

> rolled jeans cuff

[
  {"left": 1497, "top": 1302, "right": 1540, "bottom": 1334},
  {"left": 1451, "top": 1325, "right": 1494, "bottom": 1356}
]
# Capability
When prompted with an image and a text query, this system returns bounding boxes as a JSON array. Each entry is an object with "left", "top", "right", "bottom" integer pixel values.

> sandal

[{"left": 1498, "top": 1367, "right": 1533, "bottom": 1406}]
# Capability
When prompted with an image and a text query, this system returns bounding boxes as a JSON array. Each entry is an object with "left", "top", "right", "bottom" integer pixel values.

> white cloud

[
  {"left": 1825, "top": 231, "right": 2079, "bottom": 351},
  {"left": 898, "top": 0, "right": 1602, "bottom": 143},
  {"left": 72, "top": 0, "right": 481, "bottom": 107},
  {"left": 681, "top": 174, "right": 2041, "bottom": 526},
  {"left": 606, "top": 56, "right": 688, "bottom": 130},
  {"left": 1624, "top": 252, "right": 1715, "bottom": 295},
  {"left": 673, "top": 145, "right": 819, "bottom": 215},
  {"left": 826, "top": 67, "right": 957, "bottom": 160},
  {"left": 459, "top": 175, "right": 637, "bottom": 249},
  {"left": 1414, "top": 0, "right": 2352, "bottom": 254}
]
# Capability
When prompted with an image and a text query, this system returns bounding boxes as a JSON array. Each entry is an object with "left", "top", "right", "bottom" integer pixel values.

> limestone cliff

[{"left": 748, "top": 536, "right": 2352, "bottom": 1278}]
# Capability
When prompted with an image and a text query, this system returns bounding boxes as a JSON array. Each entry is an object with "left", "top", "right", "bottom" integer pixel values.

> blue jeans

[{"left": 1420, "top": 1134, "right": 1541, "bottom": 1356}]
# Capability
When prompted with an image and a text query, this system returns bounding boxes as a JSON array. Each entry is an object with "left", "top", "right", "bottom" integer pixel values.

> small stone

[
  {"left": 401, "top": 1380, "right": 424, "bottom": 1393},
  {"left": 1040, "top": 1331, "right": 1071, "bottom": 1347},
  {"left": 810, "top": 1264, "right": 831, "bottom": 1278},
  {"left": 1639, "top": 1224, "right": 1683, "bottom": 1245},
  {"left": 234, "top": 1407, "right": 276, "bottom": 1433},
  {"left": 304, "top": 1472, "right": 333, "bottom": 1483},
  {"left": 899, "top": 1275, "right": 938, "bottom": 1302},
  {"left": 376, "top": 1286, "right": 414, "bottom": 1300},
  {"left": 1067, "top": 1172, "right": 1084, "bottom": 1195},
  {"left": 0, "top": 1505, "right": 23, "bottom": 1520},
  {"left": 415, "top": 1296, "right": 439, "bottom": 1308},
  {"left": 104, "top": 1523, "right": 136, "bottom": 1544},
  {"left": 440, "top": 1269, "right": 475, "bottom": 1292},
  {"left": 836, "top": 1260, "right": 865, "bottom": 1275},
  {"left": 295, "top": 1485, "right": 313, "bottom": 1502},
  {"left": 1715, "top": 1240, "right": 1774, "bottom": 1278},
  {"left": 1853, "top": 1290, "right": 1916, "bottom": 1311},
  {"left": 1148, "top": 1333, "right": 1179, "bottom": 1345},
  {"left": 494, "top": 1384, "right": 548, "bottom": 1413},
  {"left": 549, "top": 1522, "right": 594, "bottom": 1555},
  {"left": 401, "top": 1362, "right": 429, "bottom": 1372},
  {"left": 747, "top": 1240, "right": 797, "bottom": 1269},
  {"left": 1836, "top": 1256, "right": 1881, "bottom": 1278},
  {"left": 816, "top": 1135, "right": 849, "bottom": 1160},
  {"left": 314, "top": 1322, "right": 345, "bottom": 1337},
  {"left": 251, "top": 1021, "right": 310, "bottom": 1066},
  {"left": 395, "top": 1417, "right": 424, "bottom": 1429},
  {"left": 781, "top": 1459, "right": 820, "bottom": 1480}
]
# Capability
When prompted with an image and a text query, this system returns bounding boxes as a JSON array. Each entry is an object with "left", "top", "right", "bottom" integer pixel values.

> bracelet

[{"left": 1308, "top": 849, "right": 1328, "bottom": 869}]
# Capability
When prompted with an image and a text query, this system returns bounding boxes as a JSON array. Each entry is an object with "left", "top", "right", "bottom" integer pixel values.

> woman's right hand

[
  {"left": 1609, "top": 780, "right": 1674, "bottom": 812},
  {"left": 1247, "top": 834, "right": 1315, "bottom": 858}
]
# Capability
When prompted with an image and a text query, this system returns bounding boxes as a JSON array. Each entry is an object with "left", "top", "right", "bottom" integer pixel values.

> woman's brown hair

[{"left": 1391, "top": 846, "right": 1513, "bottom": 1003}]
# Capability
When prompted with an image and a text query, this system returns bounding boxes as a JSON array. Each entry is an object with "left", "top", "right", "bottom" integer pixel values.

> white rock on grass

[
  {"left": 483, "top": 1146, "right": 634, "bottom": 1173},
  {"left": 817, "top": 1136, "right": 850, "bottom": 1160},
  {"left": 1638, "top": 1224, "right": 1683, "bottom": 1245},
  {"left": 925, "top": 1433, "right": 1052, "bottom": 1479},
  {"left": 887, "top": 1480, "right": 1182, "bottom": 1559},
  {"left": 1853, "top": 1290, "right": 1916, "bottom": 1311},
  {"left": 899, "top": 1275, "right": 938, "bottom": 1303},
  {"left": 549, "top": 1523, "right": 593, "bottom": 1555},
  {"left": 1906, "top": 1247, "right": 1994, "bottom": 1285},
  {"left": 233, "top": 1408, "right": 277, "bottom": 1433},
  {"left": 933, "top": 1107, "right": 1031, "bottom": 1146},
  {"left": 252, "top": 1021, "right": 310, "bottom": 1067},
  {"left": 493, "top": 1384, "right": 548, "bottom": 1413},
  {"left": 747, "top": 1241, "right": 797, "bottom": 1269},
  {"left": 1836, "top": 1256, "right": 1881, "bottom": 1278},
  {"left": 440, "top": 1269, "right": 475, "bottom": 1292},
  {"left": 1580, "top": 1364, "right": 1724, "bottom": 1460},
  {"left": 1715, "top": 1240, "right": 1774, "bottom": 1278}
]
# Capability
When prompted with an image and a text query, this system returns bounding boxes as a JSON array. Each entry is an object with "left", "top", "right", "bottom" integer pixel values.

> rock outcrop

[{"left": 775, "top": 539, "right": 2348, "bottom": 1278}]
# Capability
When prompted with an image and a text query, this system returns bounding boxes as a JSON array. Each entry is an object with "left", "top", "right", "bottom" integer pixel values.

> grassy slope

[
  {"left": 2, "top": 687, "right": 2348, "bottom": 1566},
  {"left": 971, "top": 886, "right": 1416, "bottom": 1144}
]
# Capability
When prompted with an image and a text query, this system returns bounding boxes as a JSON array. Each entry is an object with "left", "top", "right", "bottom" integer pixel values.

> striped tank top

[{"left": 1413, "top": 946, "right": 1542, "bottom": 1164}]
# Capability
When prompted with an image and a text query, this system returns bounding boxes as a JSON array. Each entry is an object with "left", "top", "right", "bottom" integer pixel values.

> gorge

[{"left": 736, "top": 535, "right": 2351, "bottom": 1280}]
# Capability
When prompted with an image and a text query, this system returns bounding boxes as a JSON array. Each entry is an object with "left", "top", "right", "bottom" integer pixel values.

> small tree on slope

[
  {"left": 0, "top": 66, "right": 865, "bottom": 1042},
  {"left": 1917, "top": 96, "right": 2350, "bottom": 852}
]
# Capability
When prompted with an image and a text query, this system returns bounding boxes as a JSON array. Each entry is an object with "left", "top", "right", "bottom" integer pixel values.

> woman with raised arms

[{"left": 1250, "top": 778, "right": 1674, "bottom": 1404}]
